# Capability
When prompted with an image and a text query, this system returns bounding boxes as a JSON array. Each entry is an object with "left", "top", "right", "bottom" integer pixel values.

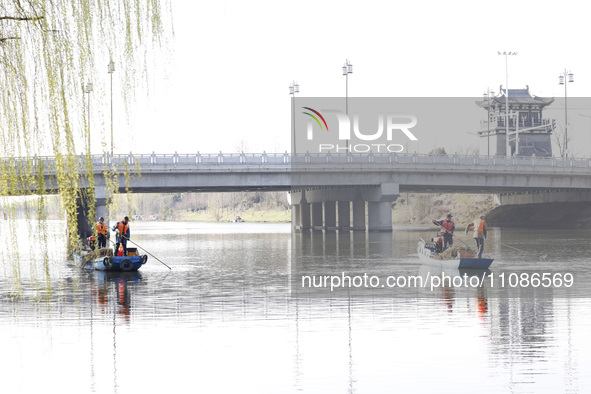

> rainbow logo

[{"left": 302, "top": 107, "right": 329, "bottom": 131}]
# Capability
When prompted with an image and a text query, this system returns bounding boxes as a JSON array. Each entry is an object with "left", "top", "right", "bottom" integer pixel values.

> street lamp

[
  {"left": 483, "top": 88, "right": 495, "bottom": 156},
  {"left": 289, "top": 81, "right": 300, "bottom": 153},
  {"left": 342, "top": 59, "right": 353, "bottom": 115},
  {"left": 342, "top": 59, "right": 353, "bottom": 149},
  {"left": 498, "top": 51, "right": 517, "bottom": 156},
  {"left": 559, "top": 69, "right": 574, "bottom": 158},
  {"left": 84, "top": 81, "right": 93, "bottom": 154},
  {"left": 108, "top": 58, "right": 116, "bottom": 155}
]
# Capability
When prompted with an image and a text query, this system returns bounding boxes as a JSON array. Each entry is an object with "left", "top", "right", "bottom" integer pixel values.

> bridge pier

[
  {"left": 311, "top": 203, "right": 323, "bottom": 230},
  {"left": 289, "top": 184, "right": 398, "bottom": 232},
  {"left": 337, "top": 201, "right": 351, "bottom": 230},
  {"left": 352, "top": 201, "right": 366, "bottom": 231},
  {"left": 76, "top": 193, "right": 93, "bottom": 240},
  {"left": 300, "top": 202, "right": 311, "bottom": 231},
  {"left": 368, "top": 202, "right": 393, "bottom": 231},
  {"left": 75, "top": 187, "right": 109, "bottom": 242},
  {"left": 324, "top": 201, "right": 337, "bottom": 230}
]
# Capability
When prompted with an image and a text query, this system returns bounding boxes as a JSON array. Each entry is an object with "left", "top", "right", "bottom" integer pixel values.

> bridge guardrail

[{"left": 6, "top": 152, "right": 591, "bottom": 173}]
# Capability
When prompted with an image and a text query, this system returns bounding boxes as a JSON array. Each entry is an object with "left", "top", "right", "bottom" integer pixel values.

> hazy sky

[{"left": 121, "top": 0, "right": 591, "bottom": 156}]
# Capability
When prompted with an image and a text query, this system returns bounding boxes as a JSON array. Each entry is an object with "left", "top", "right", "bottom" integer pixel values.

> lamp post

[
  {"left": 559, "top": 69, "right": 574, "bottom": 158},
  {"left": 343, "top": 59, "right": 353, "bottom": 149},
  {"left": 289, "top": 81, "right": 300, "bottom": 153},
  {"left": 84, "top": 82, "right": 93, "bottom": 154},
  {"left": 483, "top": 88, "right": 495, "bottom": 156},
  {"left": 498, "top": 51, "right": 517, "bottom": 156},
  {"left": 108, "top": 58, "right": 116, "bottom": 155}
]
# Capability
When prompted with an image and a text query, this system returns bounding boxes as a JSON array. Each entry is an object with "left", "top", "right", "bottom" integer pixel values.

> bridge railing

[{"left": 7, "top": 152, "right": 591, "bottom": 173}]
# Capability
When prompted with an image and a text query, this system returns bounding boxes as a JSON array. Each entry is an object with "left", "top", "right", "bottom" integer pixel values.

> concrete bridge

[{"left": 9, "top": 152, "right": 591, "bottom": 235}]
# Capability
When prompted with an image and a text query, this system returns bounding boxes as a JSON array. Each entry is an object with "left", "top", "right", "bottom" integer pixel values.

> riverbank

[{"left": 174, "top": 208, "right": 291, "bottom": 223}]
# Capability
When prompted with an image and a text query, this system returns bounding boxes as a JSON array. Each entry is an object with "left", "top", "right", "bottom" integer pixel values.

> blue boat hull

[
  {"left": 74, "top": 253, "right": 147, "bottom": 271},
  {"left": 457, "top": 258, "right": 493, "bottom": 269}
]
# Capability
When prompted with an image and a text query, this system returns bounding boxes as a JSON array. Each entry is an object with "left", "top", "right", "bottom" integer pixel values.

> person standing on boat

[
  {"left": 465, "top": 215, "right": 488, "bottom": 258},
  {"left": 96, "top": 217, "right": 108, "bottom": 249},
  {"left": 112, "top": 216, "right": 130, "bottom": 256},
  {"left": 432, "top": 214, "right": 455, "bottom": 251}
]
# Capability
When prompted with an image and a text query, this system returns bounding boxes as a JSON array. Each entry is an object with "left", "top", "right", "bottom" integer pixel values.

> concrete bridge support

[
  {"left": 290, "top": 183, "right": 398, "bottom": 232},
  {"left": 76, "top": 193, "right": 93, "bottom": 240},
  {"left": 352, "top": 201, "right": 366, "bottom": 231},
  {"left": 368, "top": 202, "right": 393, "bottom": 231},
  {"left": 75, "top": 187, "right": 109, "bottom": 242},
  {"left": 311, "top": 203, "right": 323, "bottom": 230},
  {"left": 300, "top": 202, "right": 311, "bottom": 231},
  {"left": 496, "top": 189, "right": 591, "bottom": 205},
  {"left": 337, "top": 201, "right": 351, "bottom": 230},
  {"left": 324, "top": 201, "right": 337, "bottom": 230}
]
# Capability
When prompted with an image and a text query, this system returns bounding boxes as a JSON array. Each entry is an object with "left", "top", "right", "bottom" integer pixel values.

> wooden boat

[
  {"left": 73, "top": 250, "right": 148, "bottom": 272},
  {"left": 417, "top": 237, "right": 493, "bottom": 269}
]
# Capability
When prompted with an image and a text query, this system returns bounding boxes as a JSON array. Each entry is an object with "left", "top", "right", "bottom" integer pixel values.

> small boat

[
  {"left": 417, "top": 237, "right": 493, "bottom": 269},
  {"left": 73, "top": 248, "right": 148, "bottom": 272}
]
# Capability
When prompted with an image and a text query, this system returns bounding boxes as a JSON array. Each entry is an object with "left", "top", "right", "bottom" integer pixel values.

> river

[{"left": 1, "top": 221, "right": 590, "bottom": 393}]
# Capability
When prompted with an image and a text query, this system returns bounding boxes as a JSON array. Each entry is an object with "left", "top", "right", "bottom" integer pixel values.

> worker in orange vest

[
  {"left": 433, "top": 213, "right": 455, "bottom": 251},
  {"left": 465, "top": 215, "right": 488, "bottom": 258},
  {"left": 112, "top": 216, "right": 130, "bottom": 256},
  {"left": 96, "top": 217, "right": 108, "bottom": 249}
]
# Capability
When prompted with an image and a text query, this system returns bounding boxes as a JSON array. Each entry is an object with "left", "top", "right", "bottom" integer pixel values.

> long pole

[
  {"left": 88, "top": 91, "right": 91, "bottom": 154},
  {"left": 292, "top": 91, "right": 296, "bottom": 153},
  {"left": 486, "top": 90, "right": 491, "bottom": 156},
  {"left": 112, "top": 235, "right": 172, "bottom": 270},
  {"left": 505, "top": 54, "right": 510, "bottom": 157},
  {"left": 346, "top": 72, "right": 348, "bottom": 116},
  {"left": 110, "top": 71, "right": 114, "bottom": 155},
  {"left": 564, "top": 69, "right": 568, "bottom": 158},
  {"left": 345, "top": 71, "right": 349, "bottom": 150},
  {"left": 487, "top": 97, "right": 490, "bottom": 156}
]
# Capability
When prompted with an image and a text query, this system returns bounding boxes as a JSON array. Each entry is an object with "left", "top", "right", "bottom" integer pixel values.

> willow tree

[{"left": 0, "top": 1, "right": 172, "bottom": 259}]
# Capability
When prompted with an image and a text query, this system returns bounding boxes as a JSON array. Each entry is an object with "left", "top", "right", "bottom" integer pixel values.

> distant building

[{"left": 477, "top": 85, "right": 555, "bottom": 156}]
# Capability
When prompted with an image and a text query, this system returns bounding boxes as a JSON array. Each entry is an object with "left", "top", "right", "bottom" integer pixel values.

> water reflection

[{"left": 0, "top": 223, "right": 589, "bottom": 393}]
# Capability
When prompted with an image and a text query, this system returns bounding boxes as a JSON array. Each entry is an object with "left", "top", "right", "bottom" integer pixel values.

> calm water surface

[{"left": 1, "top": 221, "right": 590, "bottom": 393}]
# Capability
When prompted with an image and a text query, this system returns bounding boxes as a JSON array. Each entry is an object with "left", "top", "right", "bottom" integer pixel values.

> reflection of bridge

[{"left": 11, "top": 152, "right": 591, "bottom": 235}]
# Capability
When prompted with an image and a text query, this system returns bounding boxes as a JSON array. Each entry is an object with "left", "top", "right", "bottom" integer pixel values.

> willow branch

[
  {"left": 0, "top": 36, "right": 21, "bottom": 43},
  {"left": 0, "top": 16, "right": 44, "bottom": 21}
]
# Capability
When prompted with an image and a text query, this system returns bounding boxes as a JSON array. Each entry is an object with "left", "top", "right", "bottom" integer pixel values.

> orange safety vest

[
  {"left": 475, "top": 219, "right": 486, "bottom": 233},
  {"left": 117, "top": 221, "right": 129, "bottom": 236},
  {"left": 441, "top": 220, "right": 454, "bottom": 233},
  {"left": 97, "top": 222, "right": 107, "bottom": 235}
]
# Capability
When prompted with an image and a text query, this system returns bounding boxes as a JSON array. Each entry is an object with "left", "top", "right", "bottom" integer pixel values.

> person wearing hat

[
  {"left": 112, "top": 216, "right": 131, "bottom": 256},
  {"left": 432, "top": 214, "right": 455, "bottom": 251},
  {"left": 465, "top": 215, "right": 488, "bottom": 258},
  {"left": 96, "top": 217, "right": 108, "bottom": 249}
]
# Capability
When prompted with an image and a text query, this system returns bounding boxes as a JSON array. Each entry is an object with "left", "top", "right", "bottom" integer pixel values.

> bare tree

[{"left": 553, "top": 124, "right": 573, "bottom": 158}]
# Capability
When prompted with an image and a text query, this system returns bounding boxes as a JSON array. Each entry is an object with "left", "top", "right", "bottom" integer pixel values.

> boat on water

[
  {"left": 73, "top": 247, "right": 148, "bottom": 272},
  {"left": 417, "top": 236, "right": 493, "bottom": 270}
]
